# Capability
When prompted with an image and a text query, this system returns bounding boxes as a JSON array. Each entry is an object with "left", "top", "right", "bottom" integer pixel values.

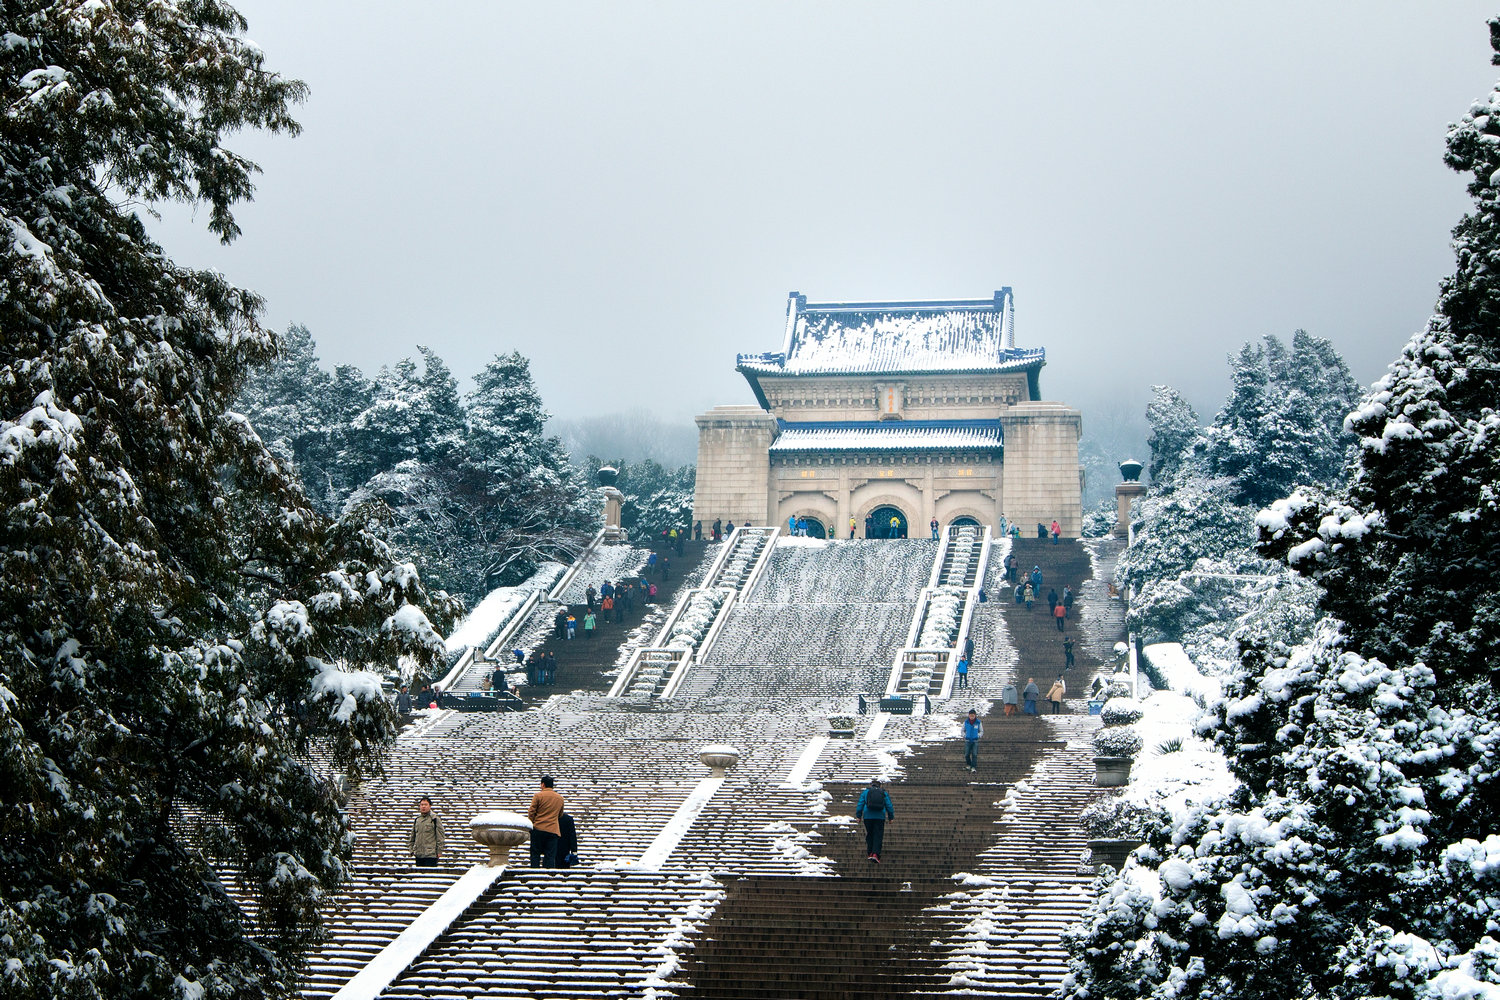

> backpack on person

[{"left": 865, "top": 787, "right": 886, "bottom": 815}]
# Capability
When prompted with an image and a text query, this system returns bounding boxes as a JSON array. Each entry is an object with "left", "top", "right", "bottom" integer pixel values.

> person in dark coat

[
  {"left": 712, "top": 518, "right": 722, "bottom": 541},
  {"left": 1063, "top": 635, "right": 1076, "bottom": 669},
  {"left": 962, "top": 709, "right": 982, "bottom": 771},
  {"left": 558, "top": 812, "right": 579, "bottom": 868},
  {"left": 855, "top": 778, "right": 894, "bottom": 863},
  {"left": 585, "top": 584, "right": 597, "bottom": 610},
  {"left": 396, "top": 686, "right": 412, "bottom": 714},
  {"left": 694, "top": 520, "right": 702, "bottom": 541},
  {"left": 1047, "top": 588, "right": 1059, "bottom": 615},
  {"left": 491, "top": 666, "right": 508, "bottom": 693}
]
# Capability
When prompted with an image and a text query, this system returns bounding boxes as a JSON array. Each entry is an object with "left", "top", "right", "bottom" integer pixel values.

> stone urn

[
  {"left": 470, "top": 810, "right": 532, "bottom": 866},
  {"left": 1088, "top": 838, "right": 1144, "bottom": 872},
  {"left": 699, "top": 744, "right": 742, "bottom": 777},
  {"left": 1094, "top": 756, "right": 1133, "bottom": 787},
  {"left": 1118, "top": 459, "right": 1144, "bottom": 482}
]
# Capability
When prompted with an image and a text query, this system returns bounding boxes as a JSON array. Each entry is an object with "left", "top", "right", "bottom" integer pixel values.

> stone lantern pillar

[
  {"left": 1114, "top": 460, "right": 1146, "bottom": 538},
  {"left": 598, "top": 465, "right": 626, "bottom": 542}
]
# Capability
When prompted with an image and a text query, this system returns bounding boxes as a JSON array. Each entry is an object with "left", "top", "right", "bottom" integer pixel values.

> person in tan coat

[
  {"left": 1047, "top": 676, "right": 1067, "bottom": 714},
  {"left": 528, "top": 776, "right": 564, "bottom": 868}
]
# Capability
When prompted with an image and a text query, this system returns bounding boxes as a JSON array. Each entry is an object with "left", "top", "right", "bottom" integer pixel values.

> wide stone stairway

[
  {"left": 675, "top": 716, "right": 1054, "bottom": 999},
  {"left": 288, "top": 534, "right": 1119, "bottom": 1000}
]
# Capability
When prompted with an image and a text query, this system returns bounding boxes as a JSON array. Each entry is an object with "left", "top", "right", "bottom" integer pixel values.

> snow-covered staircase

[
  {"left": 607, "top": 526, "right": 779, "bottom": 699},
  {"left": 886, "top": 525, "right": 993, "bottom": 699}
]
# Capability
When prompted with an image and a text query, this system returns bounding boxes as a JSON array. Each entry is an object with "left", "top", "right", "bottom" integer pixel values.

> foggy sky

[{"left": 148, "top": 2, "right": 1498, "bottom": 431}]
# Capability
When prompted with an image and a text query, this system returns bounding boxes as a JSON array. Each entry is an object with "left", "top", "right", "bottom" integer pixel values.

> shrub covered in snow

[
  {"left": 916, "top": 586, "right": 966, "bottom": 648},
  {"left": 1099, "top": 698, "right": 1144, "bottom": 727},
  {"left": 1080, "top": 794, "right": 1160, "bottom": 840},
  {"left": 1092, "top": 726, "right": 1143, "bottom": 759}
]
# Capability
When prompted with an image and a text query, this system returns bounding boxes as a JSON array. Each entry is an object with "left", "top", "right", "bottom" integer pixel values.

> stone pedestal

[
  {"left": 470, "top": 810, "right": 532, "bottom": 866},
  {"left": 1114, "top": 482, "right": 1147, "bottom": 537},
  {"left": 699, "top": 744, "right": 742, "bottom": 777}
]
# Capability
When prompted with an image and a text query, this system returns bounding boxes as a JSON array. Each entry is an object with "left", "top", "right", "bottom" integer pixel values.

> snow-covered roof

[
  {"left": 769, "top": 420, "right": 1003, "bottom": 454},
  {"left": 738, "top": 289, "right": 1044, "bottom": 378}
]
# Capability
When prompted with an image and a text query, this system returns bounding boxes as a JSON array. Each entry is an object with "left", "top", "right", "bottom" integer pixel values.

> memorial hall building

[{"left": 692, "top": 289, "right": 1084, "bottom": 538}]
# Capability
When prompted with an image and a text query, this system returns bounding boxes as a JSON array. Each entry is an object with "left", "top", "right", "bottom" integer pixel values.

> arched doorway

[
  {"left": 801, "top": 516, "right": 827, "bottom": 539},
  {"left": 950, "top": 516, "right": 981, "bottom": 528},
  {"left": 869, "top": 505, "right": 908, "bottom": 539}
]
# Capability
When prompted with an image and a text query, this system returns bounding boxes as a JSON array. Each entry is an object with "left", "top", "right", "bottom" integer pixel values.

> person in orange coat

[{"left": 528, "top": 776, "right": 565, "bottom": 868}]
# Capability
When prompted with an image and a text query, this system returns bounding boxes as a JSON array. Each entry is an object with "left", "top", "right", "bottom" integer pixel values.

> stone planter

[
  {"left": 1093, "top": 755, "right": 1133, "bottom": 787},
  {"left": 699, "top": 744, "right": 742, "bottom": 776},
  {"left": 1088, "top": 838, "right": 1144, "bottom": 872},
  {"left": 470, "top": 810, "right": 532, "bottom": 866}
]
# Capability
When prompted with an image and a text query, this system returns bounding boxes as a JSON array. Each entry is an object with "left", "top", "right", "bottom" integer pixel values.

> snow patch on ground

[
  {"left": 1143, "top": 642, "right": 1223, "bottom": 702},
  {"left": 445, "top": 563, "right": 563, "bottom": 653}
]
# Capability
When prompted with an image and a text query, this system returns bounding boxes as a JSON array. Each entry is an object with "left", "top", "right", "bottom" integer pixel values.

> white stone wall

[
  {"left": 758, "top": 372, "right": 1031, "bottom": 423},
  {"left": 694, "top": 382, "right": 1083, "bottom": 537},
  {"left": 998, "top": 402, "right": 1084, "bottom": 536},
  {"left": 692, "top": 406, "right": 777, "bottom": 526}
]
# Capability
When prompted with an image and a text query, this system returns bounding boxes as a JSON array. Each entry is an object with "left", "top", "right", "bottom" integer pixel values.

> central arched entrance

[
  {"left": 950, "top": 516, "right": 982, "bottom": 528},
  {"left": 869, "top": 505, "right": 908, "bottom": 539}
]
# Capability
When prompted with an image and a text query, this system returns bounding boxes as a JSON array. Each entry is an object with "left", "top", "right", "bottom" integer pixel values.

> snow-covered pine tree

[
  {"left": 604, "top": 458, "right": 697, "bottom": 542},
  {"left": 461, "top": 352, "right": 592, "bottom": 589},
  {"left": 1066, "top": 21, "right": 1500, "bottom": 1000},
  {"left": 0, "top": 5, "right": 458, "bottom": 998},
  {"left": 1145, "top": 385, "right": 1199, "bottom": 487},
  {"left": 1200, "top": 332, "right": 1361, "bottom": 506}
]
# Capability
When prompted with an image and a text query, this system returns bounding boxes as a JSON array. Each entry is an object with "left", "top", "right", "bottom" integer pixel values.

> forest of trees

[
  {"left": 1115, "top": 330, "right": 1362, "bottom": 667},
  {"left": 235, "top": 326, "right": 598, "bottom": 604}
]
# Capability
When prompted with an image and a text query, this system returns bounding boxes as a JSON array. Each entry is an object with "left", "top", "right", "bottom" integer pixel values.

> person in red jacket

[{"left": 528, "top": 776, "right": 565, "bottom": 868}]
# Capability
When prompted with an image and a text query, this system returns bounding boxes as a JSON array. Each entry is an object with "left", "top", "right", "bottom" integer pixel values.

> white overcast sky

[{"left": 150, "top": 2, "right": 1498, "bottom": 430}]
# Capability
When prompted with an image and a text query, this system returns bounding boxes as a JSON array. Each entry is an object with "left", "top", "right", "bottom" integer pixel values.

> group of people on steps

[{"left": 408, "top": 778, "right": 580, "bottom": 870}]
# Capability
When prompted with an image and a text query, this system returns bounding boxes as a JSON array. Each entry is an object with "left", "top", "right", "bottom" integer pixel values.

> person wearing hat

[{"left": 855, "top": 778, "right": 895, "bottom": 863}]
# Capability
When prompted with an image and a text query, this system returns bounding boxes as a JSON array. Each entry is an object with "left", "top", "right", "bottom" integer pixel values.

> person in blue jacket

[
  {"left": 855, "top": 778, "right": 895, "bottom": 863},
  {"left": 962, "top": 709, "right": 983, "bottom": 772}
]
